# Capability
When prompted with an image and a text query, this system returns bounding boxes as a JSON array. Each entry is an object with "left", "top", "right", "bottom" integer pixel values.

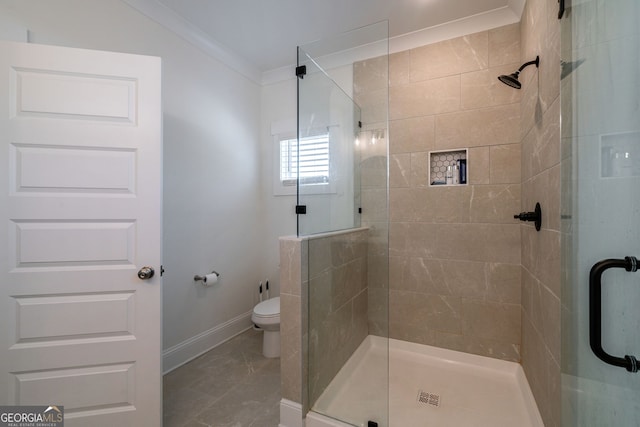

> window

[{"left": 279, "top": 134, "right": 330, "bottom": 186}]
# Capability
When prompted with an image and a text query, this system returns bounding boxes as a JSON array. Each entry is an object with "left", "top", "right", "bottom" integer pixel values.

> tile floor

[{"left": 163, "top": 329, "right": 281, "bottom": 427}]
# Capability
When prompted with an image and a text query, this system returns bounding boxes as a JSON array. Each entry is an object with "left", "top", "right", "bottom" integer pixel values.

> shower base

[{"left": 308, "top": 335, "right": 543, "bottom": 427}]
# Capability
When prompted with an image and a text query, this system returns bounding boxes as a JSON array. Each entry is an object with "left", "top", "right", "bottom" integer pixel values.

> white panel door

[{"left": 0, "top": 41, "right": 162, "bottom": 426}]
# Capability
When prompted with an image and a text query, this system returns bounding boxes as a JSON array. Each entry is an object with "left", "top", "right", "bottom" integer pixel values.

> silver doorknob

[{"left": 137, "top": 266, "right": 155, "bottom": 280}]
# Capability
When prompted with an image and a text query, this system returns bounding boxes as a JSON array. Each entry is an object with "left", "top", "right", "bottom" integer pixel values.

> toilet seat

[{"left": 253, "top": 296, "right": 280, "bottom": 319}]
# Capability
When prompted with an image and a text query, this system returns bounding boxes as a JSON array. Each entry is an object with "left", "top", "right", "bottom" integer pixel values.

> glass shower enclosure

[
  {"left": 561, "top": 1, "right": 640, "bottom": 425},
  {"left": 296, "top": 47, "right": 361, "bottom": 236},
  {"left": 296, "top": 21, "right": 389, "bottom": 427}
]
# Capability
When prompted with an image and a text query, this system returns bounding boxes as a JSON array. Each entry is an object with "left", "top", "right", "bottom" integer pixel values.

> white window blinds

[{"left": 280, "top": 134, "right": 329, "bottom": 186}]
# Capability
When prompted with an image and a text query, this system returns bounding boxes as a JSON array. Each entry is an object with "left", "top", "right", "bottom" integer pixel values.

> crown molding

[
  {"left": 261, "top": 64, "right": 297, "bottom": 87},
  {"left": 389, "top": 6, "right": 520, "bottom": 55},
  {"left": 508, "top": 0, "right": 527, "bottom": 18},
  {"left": 122, "top": 0, "right": 524, "bottom": 87},
  {"left": 261, "top": 5, "right": 522, "bottom": 85},
  {"left": 121, "top": 0, "right": 262, "bottom": 84}
]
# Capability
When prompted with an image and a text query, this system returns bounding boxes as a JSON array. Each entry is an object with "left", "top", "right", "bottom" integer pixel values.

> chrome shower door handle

[
  {"left": 589, "top": 256, "right": 639, "bottom": 372},
  {"left": 137, "top": 266, "right": 155, "bottom": 280}
]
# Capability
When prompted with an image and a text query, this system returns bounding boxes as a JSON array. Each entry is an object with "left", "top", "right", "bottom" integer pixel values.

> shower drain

[{"left": 417, "top": 390, "right": 441, "bottom": 407}]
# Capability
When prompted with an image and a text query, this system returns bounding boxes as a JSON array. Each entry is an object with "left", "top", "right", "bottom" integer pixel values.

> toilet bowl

[{"left": 251, "top": 296, "right": 280, "bottom": 358}]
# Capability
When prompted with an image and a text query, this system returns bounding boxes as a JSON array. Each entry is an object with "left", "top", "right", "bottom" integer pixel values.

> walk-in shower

[{"left": 282, "top": 18, "right": 544, "bottom": 427}]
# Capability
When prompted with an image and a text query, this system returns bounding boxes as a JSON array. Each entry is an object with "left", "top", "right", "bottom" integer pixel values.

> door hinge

[
  {"left": 160, "top": 265, "right": 165, "bottom": 276},
  {"left": 358, "top": 207, "right": 362, "bottom": 214},
  {"left": 296, "top": 65, "right": 307, "bottom": 79},
  {"left": 295, "top": 205, "right": 307, "bottom": 214},
  {"left": 358, "top": 120, "right": 362, "bottom": 128}
]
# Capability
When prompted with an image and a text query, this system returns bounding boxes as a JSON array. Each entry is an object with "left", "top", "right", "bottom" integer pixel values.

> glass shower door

[
  {"left": 561, "top": 1, "right": 640, "bottom": 425},
  {"left": 296, "top": 20, "right": 389, "bottom": 427}
]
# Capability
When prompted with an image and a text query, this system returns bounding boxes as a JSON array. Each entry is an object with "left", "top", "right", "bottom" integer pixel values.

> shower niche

[{"left": 429, "top": 148, "right": 467, "bottom": 186}]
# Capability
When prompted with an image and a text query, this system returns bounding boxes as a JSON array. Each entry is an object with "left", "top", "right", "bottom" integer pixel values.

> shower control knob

[
  {"left": 514, "top": 212, "right": 537, "bottom": 221},
  {"left": 513, "top": 202, "right": 542, "bottom": 231},
  {"left": 137, "top": 266, "right": 155, "bottom": 280}
]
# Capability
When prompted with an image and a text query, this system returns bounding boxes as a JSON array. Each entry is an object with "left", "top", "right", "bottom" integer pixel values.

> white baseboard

[
  {"left": 162, "top": 310, "right": 253, "bottom": 374},
  {"left": 279, "top": 399, "right": 303, "bottom": 427}
]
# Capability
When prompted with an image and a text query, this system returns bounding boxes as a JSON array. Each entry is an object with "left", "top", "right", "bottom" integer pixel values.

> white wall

[
  {"left": 0, "top": 0, "right": 264, "bottom": 371},
  {"left": 260, "top": 77, "right": 297, "bottom": 295}
]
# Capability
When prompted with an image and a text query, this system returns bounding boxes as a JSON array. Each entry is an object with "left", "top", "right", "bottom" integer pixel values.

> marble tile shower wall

[
  {"left": 354, "top": 73, "right": 390, "bottom": 339},
  {"left": 307, "top": 229, "right": 369, "bottom": 406},
  {"left": 279, "top": 237, "right": 304, "bottom": 405},
  {"left": 355, "top": 23, "right": 524, "bottom": 362},
  {"left": 519, "top": 0, "right": 561, "bottom": 425},
  {"left": 279, "top": 229, "right": 370, "bottom": 409}
]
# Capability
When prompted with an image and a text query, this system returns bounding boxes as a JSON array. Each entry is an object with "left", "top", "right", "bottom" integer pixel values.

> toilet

[{"left": 251, "top": 296, "right": 280, "bottom": 358}]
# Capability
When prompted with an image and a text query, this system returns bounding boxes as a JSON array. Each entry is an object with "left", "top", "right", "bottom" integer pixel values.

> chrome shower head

[{"left": 497, "top": 56, "right": 539, "bottom": 89}]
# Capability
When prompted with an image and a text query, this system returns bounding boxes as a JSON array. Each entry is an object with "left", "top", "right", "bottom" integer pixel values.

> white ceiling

[{"left": 124, "top": 0, "right": 524, "bottom": 83}]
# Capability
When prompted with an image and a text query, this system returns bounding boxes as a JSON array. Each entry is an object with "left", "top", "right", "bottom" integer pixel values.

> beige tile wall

[
  {"left": 279, "top": 229, "right": 370, "bottom": 409},
  {"left": 355, "top": 23, "right": 524, "bottom": 362},
  {"left": 307, "top": 229, "right": 369, "bottom": 406},
  {"left": 354, "top": 56, "right": 390, "bottom": 341},
  {"left": 519, "top": 0, "right": 562, "bottom": 426},
  {"left": 279, "top": 237, "right": 305, "bottom": 405}
]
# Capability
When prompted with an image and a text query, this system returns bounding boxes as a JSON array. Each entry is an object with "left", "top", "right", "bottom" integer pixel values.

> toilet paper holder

[{"left": 194, "top": 271, "right": 221, "bottom": 282}]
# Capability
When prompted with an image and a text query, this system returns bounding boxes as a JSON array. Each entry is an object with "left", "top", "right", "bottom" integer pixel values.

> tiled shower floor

[
  {"left": 163, "top": 329, "right": 280, "bottom": 427},
  {"left": 312, "top": 336, "right": 543, "bottom": 427}
]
